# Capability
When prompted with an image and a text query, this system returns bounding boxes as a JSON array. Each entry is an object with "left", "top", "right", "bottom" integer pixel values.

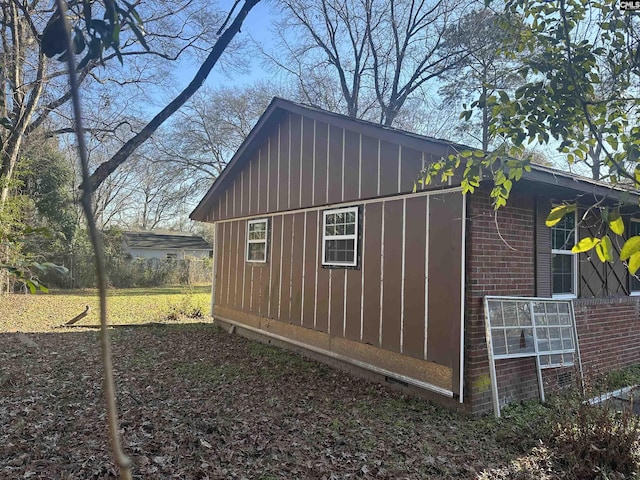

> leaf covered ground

[{"left": 0, "top": 289, "right": 635, "bottom": 479}]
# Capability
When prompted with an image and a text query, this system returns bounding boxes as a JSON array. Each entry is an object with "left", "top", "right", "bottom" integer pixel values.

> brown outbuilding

[{"left": 191, "top": 98, "right": 640, "bottom": 415}]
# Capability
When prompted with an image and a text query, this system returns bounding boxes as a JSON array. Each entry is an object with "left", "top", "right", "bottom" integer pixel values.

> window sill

[{"left": 552, "top": 294, "right": 577, "bottom": 300}]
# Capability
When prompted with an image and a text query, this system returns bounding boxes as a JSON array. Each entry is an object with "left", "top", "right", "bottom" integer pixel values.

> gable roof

[
  {"left": 122, "top": 231, "right": 211, "bottom": 251},
  {"left": 190, "top": 97, "right": 640, "bottom": 221}
]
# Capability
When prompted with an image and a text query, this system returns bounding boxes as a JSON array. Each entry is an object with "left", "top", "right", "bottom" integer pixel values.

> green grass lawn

[{"left": 0, "top": 285, "right": 211, "bottom": 332}]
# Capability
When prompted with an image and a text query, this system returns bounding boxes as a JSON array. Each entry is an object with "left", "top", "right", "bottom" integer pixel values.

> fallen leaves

[{"left": 0, "top": 317, "right": 567, "bottom": 478}]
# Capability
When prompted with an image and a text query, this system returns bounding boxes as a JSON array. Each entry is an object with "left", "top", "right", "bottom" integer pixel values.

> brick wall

[
  {"left": 574, "top": 297, "right": 640, "bottom": 374},
  {"left": 465, "top": 189, "right": 536, "bottom": 415},
  {"left": 494, "top": 357, "right": 540, "bottom": 407},
  {"left": 466, "top": 189, "right": 640, "bottom": 415}
]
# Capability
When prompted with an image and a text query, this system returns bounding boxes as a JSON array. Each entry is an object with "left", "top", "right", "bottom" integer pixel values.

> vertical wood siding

[
  {"left": 290, "top": 114, "right": 302, "bottom": 210},
  {"left": 379, "top": 141, "right": 399, "bottom": 197},
  {"left": 258, "top": 144, "right": 268, "bottom": 214},
  {"left": 381, "top": 199, "right": 403, "bottom": 353},
  {"left": 291, "top": 213, "right": 305, "bottom": 325},
  {"left": 280, "top": 215, "right": 293, "bottom": 321},
  {"left": 279, "top": 121, "right": 289, "bottom": 210},
  {"left": 328, "top": 125, "right": 343, "bottom": 204},
  {"left": 301, "top": 117, "right": 315, "bottom": 208},
  {"left": 302, "top": 211, "right": 318, "bottom": 328},
  {"left": 362, "top": 203, "right": 383, "bottom": 346},
  {"left": 206, "top": 112, "right": 457, "bottom": 222},
  {"left": 427, "top": 192, "right": 463, "bottom": 371},
  {"left": 343, "top": 130, "right": 360, "bottom": 202},
  {"left": 360, "top": 136, "right": 379, "bottom": 200},
  {"left": 403, "top": 196, "right": 428, "bottom": 358},
  {"left": 213, "top": 190, "right": 463, "bottom": 386}
]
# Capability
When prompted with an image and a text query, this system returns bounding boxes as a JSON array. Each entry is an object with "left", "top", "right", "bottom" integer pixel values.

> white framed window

[
  {"left": 551, "top": 208, "right": 577, "bottom": 298},
  {"left": 246, "top": 219, "right": 269, "bottom": 263},
  {"left": 630, "top": 218, "right": 640, "bottom": 295},
  {"left": 322, "top": 206, "right": 359, "bottom": 267}
]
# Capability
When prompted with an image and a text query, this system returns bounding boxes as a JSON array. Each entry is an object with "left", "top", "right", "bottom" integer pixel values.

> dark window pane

[
  {"left": 552, "top": 254, "right": 573, "bottom": 294},
  {"left": 248, "top": 243, "right": 266, "bottom": 261}
]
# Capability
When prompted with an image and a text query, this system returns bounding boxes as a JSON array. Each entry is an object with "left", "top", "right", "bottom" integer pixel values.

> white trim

[
  {"left": 424, "top": 196, "right": 430, "bottom": 360},
  {"left": 551, "top": 208, "right": 578, "bottom": 298},
  {"left": 287, "top": 116, "right": 291, "bottom": 210},
  {"left": 246, "top": 219, "right": 269, "bottom": 263},
  {"left": 321, "top": 206, "right": 360, "bottom": 267},
  {"left": 379, "top": 202, "right": 385, "bottom": 346},
  {"left": 326, "top": 125, "right": 330, "bottom": 202},
  {"left": 314, "top": 211, "right": 320, "bottom": 329},
  {"left": 216, "top": 315, "right": 455, "bottom": 398},
  {"left": 277, "top": 124, "right": 281, "bottom": 211},
  {"left": 341, "top": 129, "right": 345, "bottom": 202},
  {"left": 210, "top": 222, "right": 218, "bottom": 316},
  {"left": 266, "top": 137, "right": 270, "bottom": 210},
  {"left": 312, "top": 120, "right": 316, "bottom": 205},
  {"left": 235, "top": 220, "right": 241, "bottom": 301},
  {"left": 358, "top": 134, "right": 362, "bottom": 199},
  {"left": 288, "top": 215, "right": 295, "bottom": 321},
  {"left": 278, "top": 215, "right": 284, "bottom": 318},
  {"left": 267, "top": 218, "right": 274, "bottom": 318},
  {"left": 376, "top": 139, "right": 381, "bottom": 196},
  {"left": 226, "top": 223, "right": 232, "bottom": 305},
  {"left": 459, "top": 193, "right": 466, "bottom": 403},
  {"left": 299, "top": 116, "right": 303, "bottom": 208},
  {"left": 343, "top": 269, "right": 348, "bottom": 337},
  {"left": 397, "top": 145, "right": 402, "bottom": 192},
  {"left": 301, "top": 212, "right": 307, "bottom": 323},
  {"left": 328, "top": 270, "right": 332, "bottom": 335},
  {"left": 400, "top": 198, "right": 406, "bottom": 353},
  {"left": 249, "top": 266, "right": 254, "bottom": 312},
  {"left": 360, "top": 205, "right": 366, "bottom": 341}
]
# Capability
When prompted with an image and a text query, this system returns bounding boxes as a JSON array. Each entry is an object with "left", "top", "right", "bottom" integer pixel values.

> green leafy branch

[
  {"left": 416, "top": 146, "right": 532, "bottom": 208},
  {"left": 547, "top": 203, "right": 640, "bottom": 274}
]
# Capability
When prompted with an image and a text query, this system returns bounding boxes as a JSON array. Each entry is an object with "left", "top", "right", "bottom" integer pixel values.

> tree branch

[{"left": 83, "top": 0, "right": 262, "bottom": 192}]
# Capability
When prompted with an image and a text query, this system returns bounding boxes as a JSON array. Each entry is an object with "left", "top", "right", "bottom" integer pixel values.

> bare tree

[
  {"left": 267, "top": 0, "right": 469, "bottom": 126},
  {"left": 0, "top": 0, "right": 229, "bottom": 209},
  {"left": 151, "top": 83, "right": 277, "bottom": 194}
]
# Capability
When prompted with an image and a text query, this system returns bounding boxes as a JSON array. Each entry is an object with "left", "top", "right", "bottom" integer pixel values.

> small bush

[
  {"left": 494, "top": 385, "right": 640, "bottom": 479},
  {"left": 163, "top": 287, "right": 207, "bottom": 321},
  {"left": 551, "top": 397, "right": 640, "bottom": 479}
]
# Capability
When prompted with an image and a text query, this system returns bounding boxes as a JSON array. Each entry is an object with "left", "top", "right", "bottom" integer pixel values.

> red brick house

[{"left": 190, "top": 97, "right": 640, "bottom": 415}]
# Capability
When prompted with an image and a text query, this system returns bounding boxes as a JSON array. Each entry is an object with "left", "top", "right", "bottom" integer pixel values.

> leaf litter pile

[{"left": 1, "top": 323, "right": 570, "bottom": 479}]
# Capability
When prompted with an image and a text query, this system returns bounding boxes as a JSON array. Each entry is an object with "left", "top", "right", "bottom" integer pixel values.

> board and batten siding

[
  {"left": 207, "top": 112, "right": 453, "bottom": 223},
  {"left": 213, "top": 188, "right": 464, "bottom": 396}
]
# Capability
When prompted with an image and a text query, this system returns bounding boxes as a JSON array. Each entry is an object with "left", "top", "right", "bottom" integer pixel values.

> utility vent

[{"left": 558, "top": 370, "right": 573, "bottom": 389}]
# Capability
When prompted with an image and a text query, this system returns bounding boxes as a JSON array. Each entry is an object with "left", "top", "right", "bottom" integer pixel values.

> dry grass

[{"left": 0, "top": 286, "right": 210, "bottom": 331}]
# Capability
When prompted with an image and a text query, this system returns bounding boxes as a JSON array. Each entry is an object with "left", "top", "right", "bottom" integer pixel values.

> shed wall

[
  {"left": 208, "top": 112, "right": 454, "bottom": 223},
  {"left": 213, "top": 189, "right": 464, "bottom": 394}
]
